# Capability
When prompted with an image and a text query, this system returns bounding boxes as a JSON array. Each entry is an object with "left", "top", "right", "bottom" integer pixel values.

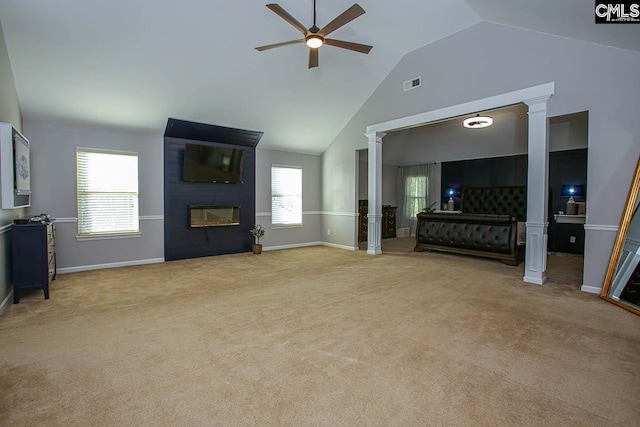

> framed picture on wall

[{"left": 13, "top": 131, "right": 30, "bottom": 195}]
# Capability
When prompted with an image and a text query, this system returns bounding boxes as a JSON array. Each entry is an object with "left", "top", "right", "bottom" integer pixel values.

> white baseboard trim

[
  {"left": 263, "top": 241, "right": 358, "bottom": 252},
  {"left": 55, "top": 242, "right": 357, "bottom": 273},
  {"left": 320, "top": 242, "right": 359, "bottom": 251},
  {"left": 0, "top": 290, "right": 14, "bottom": 314},
  {"left": 57, "top": 258, "right": 165, "bottom": 274},
  {"left": 263, "top": 241, "right": 323, "bottom": 251},
  {"left": 581, "top": 284, "right": 602, "bottom": 294}
]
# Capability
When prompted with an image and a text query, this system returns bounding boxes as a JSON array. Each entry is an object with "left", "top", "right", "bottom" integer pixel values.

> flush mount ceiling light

[{"left": 463, "top": 114, "right": 493, "bottom": 129}]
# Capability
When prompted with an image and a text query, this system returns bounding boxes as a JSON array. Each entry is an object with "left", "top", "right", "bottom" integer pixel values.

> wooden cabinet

[
  {"left": 358, "top": 201, "right": 397, "bottom": 241},
  {"left": 358, "top": 200, "right": 368, "bottom": 241},
  {"left": 382, "top": 206, "right": 397, "bottom": 239},
  {"left": 12, "top": 221, "right": 56, "bottom": 303}
]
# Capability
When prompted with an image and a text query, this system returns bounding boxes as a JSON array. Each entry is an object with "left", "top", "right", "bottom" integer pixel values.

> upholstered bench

[
  {"left": 414, "top": 212, "right": 519, "bottom": 265},
  {"left": 413, "top": 186, "right": 526, "bottom": 265}
]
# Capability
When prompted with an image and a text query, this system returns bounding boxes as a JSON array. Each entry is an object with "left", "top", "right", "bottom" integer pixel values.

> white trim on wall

[
  {"left": 0, "top": 290, "right": 14, "bottom": 315},
  {"left": 54, "top": 215, "right": 164, "bottom": 223},
  {"left": 0, "top": 224, "right": 11, "bottom": 234},
  {"left": 581, "top": 285, "right": 602, "bottom": 294},
  {"left": 140, "top": 215, "right": 164, "bottom": 221},
  {"left": 263, "top": 241, "right": 322, "bottom": 251},
  {"left": 322, "top": 211, "right": 359, "bottom": 217},
  {"left": 57, "top": 257, "right": 165, "bottom": 274},
  {"left": 263, "top": 241, "right": 358, "bottom": 252},
  {"left": 256, "top": 211, "right": 358, "bottom": 217},
  {"left": 584, "top": 224, "right": 619, "bottom": 232},
  {"left": 321, "top": 242, "right": 359, "bottom": 251},
  {"left": 56, "top": 242, "right": 359, "bottom": 274}
]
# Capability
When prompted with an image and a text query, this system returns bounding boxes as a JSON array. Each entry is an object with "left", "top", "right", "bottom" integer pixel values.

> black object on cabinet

[{"left": 12, "top": 221, "right": 56, "bottom": 303}]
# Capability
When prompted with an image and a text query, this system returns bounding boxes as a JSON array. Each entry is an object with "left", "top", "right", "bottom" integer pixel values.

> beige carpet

[{"left": 1, "top": 239, "right": 639, "bottom": 426}]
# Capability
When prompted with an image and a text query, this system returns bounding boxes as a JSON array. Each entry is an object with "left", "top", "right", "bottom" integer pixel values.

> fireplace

[{"left": 189, "top": 205, "right": 240, "bottom": 227}]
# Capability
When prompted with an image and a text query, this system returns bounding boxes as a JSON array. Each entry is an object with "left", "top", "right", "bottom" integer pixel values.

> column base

[
  {"left": 523, "top": 273, "right": 547, "bottom": 285},
  {"left": 366, "top": 214, "right": 382, "bottom": 255},
  {"left": 524, "top": 222, "right": 548, "bottom": 285}
]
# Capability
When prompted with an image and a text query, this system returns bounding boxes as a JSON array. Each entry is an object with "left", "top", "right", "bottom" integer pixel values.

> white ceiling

[{"left": 0, "top": 0, "right": 638, "bottom": 154}]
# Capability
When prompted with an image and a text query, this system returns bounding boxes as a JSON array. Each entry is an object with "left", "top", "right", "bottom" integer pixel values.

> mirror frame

[{"left": 600, "top": 155, "right": 640, "bottom": 316}]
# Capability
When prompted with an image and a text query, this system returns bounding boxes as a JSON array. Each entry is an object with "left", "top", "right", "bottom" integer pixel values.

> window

[
  {"left": 403, "top": 175, "right": 427, "bottom": 221},
  {"left": 76, "top": 148, "right": 139, "bottom": 237},
  {"left": 271, "top": 165, "right": 302, "bottom": 225},
  {"left": 397, "top": 163, "right": 435, "bottom": 231}
]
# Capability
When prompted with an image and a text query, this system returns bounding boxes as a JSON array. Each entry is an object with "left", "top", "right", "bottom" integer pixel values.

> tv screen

[{"left": 183, "top": 143, "right": 245, "bottom": 184}]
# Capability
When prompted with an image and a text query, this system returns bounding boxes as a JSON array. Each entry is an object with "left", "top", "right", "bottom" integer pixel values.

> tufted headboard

[{"left": 461, "top": 186, "right": 527, "bottom": 222}]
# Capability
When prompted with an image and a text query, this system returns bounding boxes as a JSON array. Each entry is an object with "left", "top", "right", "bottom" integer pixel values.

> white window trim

[
  {"left": 76, "top": 147, "right": 140, "bottom": 239},
  {"left": 271, "top": 164, "right": 303, "bottom": 226},
  {"left": 76, "top": 232, "right": 142, "bottom": 241}
]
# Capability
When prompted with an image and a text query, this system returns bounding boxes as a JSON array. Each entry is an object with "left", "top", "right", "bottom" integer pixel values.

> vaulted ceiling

[{"left": 0, "top": 0, "right": 638, "bottom": 154}]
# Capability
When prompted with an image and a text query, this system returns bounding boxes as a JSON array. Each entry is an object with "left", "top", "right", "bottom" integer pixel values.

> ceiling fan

[{"left": 255, "top": 1, "right": 373, "bottom": 69}]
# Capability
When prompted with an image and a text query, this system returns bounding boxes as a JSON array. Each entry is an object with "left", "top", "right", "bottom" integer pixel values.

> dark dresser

[
  {"left": 382, "top": 206, "right": 397, "bottom": 239},
  {"left": 358, "top": 200, "right": 397, "bottom": 241},
  {"left": 12, "top": 221, "right": 56, "bottom": 303}
]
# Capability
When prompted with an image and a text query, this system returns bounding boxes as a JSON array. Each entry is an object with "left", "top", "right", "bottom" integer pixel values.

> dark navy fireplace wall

[{"left": 163, "top": 119, "right": 262, "bottom": 261}]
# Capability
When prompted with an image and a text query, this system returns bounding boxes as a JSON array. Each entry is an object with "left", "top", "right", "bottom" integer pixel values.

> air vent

[{"left": 403, "top": 76, "right": 421, "bottom": 92}]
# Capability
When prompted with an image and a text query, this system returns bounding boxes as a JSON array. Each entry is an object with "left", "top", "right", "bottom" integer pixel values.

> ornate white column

[
  {"left": 523, "top": 95, "right": 552, "bottom": 284},
  {"left": 365, "top": 131, "right": 386, "bottom": 255}
]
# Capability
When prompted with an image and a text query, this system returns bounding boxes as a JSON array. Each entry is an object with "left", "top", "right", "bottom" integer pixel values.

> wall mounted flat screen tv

[{"left": 183, "top": 143, "right": 245, "bottom": 184}]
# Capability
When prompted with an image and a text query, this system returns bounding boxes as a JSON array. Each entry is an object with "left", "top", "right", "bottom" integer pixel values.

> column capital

[
  {"left": 523, "top": 94, "right": 552, "bottom": 110},
  {"left": 364, "top": 131, "right": 387, "bottom": 144}
]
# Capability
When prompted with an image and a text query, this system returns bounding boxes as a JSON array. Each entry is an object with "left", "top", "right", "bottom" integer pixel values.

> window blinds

[
  {"left": 271, "top": 166, "right": 302, "bottom": 225},
  {"left": 76, "top": 149, "right": 139, "bottom": 236}
]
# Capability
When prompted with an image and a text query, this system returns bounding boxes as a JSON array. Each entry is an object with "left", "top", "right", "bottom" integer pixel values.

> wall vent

[{"left": 403, "top": 76, "right": 421, "bottom": 92}]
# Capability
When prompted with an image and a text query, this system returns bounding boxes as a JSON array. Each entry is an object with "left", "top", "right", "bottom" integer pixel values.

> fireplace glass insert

[{"left": 189, "top": 206, "right": 240, "bottom": 227}]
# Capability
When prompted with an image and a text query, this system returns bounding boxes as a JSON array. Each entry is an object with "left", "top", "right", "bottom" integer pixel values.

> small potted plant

[{"left": 250, "top": 224, "right": 265, "bottom": 254}]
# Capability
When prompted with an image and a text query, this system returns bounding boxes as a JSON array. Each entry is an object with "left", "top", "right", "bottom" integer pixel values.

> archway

[{"left": 364, "top": 82, "right": 555, "bottom": 285}]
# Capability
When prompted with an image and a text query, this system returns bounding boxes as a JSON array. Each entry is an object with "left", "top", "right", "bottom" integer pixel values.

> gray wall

[
  {"left": 15, "top": 123, "right": 324, "bottom": 271},
  {"left": 24, "top": 120, "right": 165, "bottom": 272},
  {"left": 255, "top": 148, "right": 323, "bottom": 249},
  {"left": 321, "top": 22, "right": 640, "bottom": 292},
  {"left": 0, "top": 20, "right": 24, "bottom": 307}
]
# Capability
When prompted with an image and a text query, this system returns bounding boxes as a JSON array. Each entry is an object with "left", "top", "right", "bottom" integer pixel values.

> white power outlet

[
  {"left": 327, "top": 229, "right": 331, "bottom": 236},
  {"left": 570, "top": 236, "right": 576, "bottom": 243}
]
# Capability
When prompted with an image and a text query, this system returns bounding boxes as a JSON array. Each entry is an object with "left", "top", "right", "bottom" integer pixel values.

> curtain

[{"left": 397, "top": 163, "right": 437, "bottom": 233}]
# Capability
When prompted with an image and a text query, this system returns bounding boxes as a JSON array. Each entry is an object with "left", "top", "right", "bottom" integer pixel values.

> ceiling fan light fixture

[
  {"left": 306, "top": 34, "right": 324, "bottom": 48},
  {"left": 463, "top": 114, "right": 493, "bottom": 129}
]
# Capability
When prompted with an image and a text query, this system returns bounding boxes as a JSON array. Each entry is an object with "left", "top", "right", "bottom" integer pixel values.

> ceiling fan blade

[
  {"left": 309, "top": 48, "right": 319, "bottom": 68},
  {"left": 324, "top": 38, "right": 372, "bottom": 54},
  {"left": 255, "top": 39, "right": 305, "bottom": 51},
  {"left": 318, "top": 3, "right": 365, "bottom": 37},
  {"left": 266, "top": 4, "right": 309, "bottom": 36}
]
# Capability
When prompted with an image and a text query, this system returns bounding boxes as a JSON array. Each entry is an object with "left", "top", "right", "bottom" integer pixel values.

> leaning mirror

[{"left": 601, "top": 156, "right": 640, "bottom": 316}]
